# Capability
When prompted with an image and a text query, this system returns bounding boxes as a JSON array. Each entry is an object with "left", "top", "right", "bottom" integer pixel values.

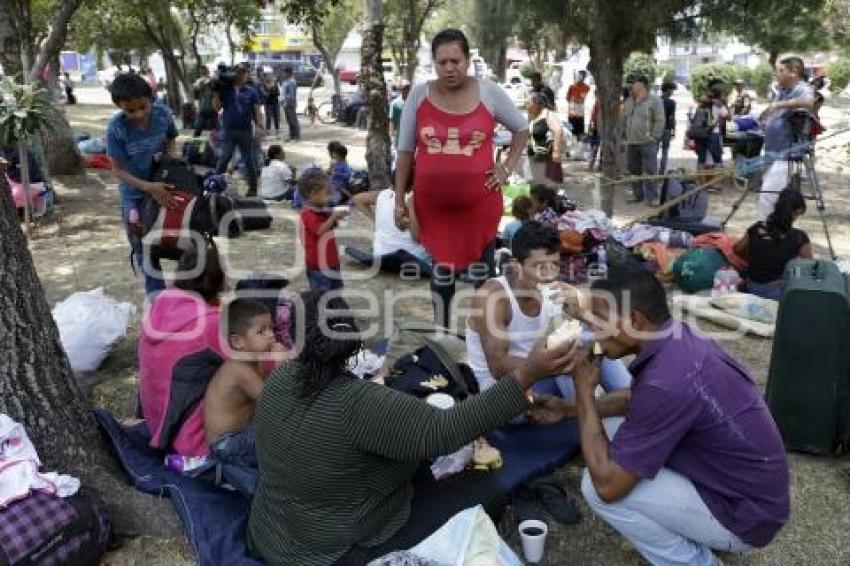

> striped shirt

[{"left": 247, "top": 362, "right": 530, "bottom": 565}]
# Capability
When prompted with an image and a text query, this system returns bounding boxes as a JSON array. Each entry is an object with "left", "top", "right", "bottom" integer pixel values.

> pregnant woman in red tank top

[{"left": 394, "top": 29, "right": 528, "bottom": 328}]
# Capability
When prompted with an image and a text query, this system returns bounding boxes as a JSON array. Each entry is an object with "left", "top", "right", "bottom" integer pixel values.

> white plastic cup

[
  {"left": 334, "top": 205, "right": 350, "bottom": 227},
  {"left": 426, "top": 392, "right": 455, "bottom": 410},
  {"left": 518, "top": 519, "right": 548, "bottom": 563}
]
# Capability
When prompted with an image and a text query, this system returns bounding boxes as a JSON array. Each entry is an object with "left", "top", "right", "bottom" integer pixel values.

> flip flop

[{"left": 532, "top": 480, "right": 582, "bottom": 525}]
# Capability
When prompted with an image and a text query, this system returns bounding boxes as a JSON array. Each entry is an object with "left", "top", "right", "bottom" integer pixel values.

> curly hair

[{"left": 293, "top": 292, "right": 363, "bottom": 398}]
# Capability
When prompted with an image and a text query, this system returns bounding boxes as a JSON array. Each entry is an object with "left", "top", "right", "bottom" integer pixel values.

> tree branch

[{"left": 27, "top": 0, "right": 84, "bottom": 84}]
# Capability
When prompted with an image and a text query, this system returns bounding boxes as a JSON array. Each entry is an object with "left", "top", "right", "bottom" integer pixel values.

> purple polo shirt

[{"left": 610, "top": 320, "right": 789, "bottom": 547}]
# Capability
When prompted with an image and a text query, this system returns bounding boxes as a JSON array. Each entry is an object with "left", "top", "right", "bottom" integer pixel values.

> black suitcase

[{"left": 765, "top": 259, "right": 850, "bottom": 455}]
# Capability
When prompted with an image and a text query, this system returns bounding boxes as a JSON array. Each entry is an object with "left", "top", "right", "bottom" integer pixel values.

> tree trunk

[
  {"left": 0, "top": 175, "right": 180, "bottom": 537},
  {"left": 768, "top": 51, "right": 778, "bottom": 69},
  {"left": 587, "top": 42, "right": 626, "bottom": 217},
  {"left": 0, "top": 0, "right": 84, "bottom": 176},
  {"left": 42, "top": 106, "right": 84, "bottom": 175},
  {"left": 0, "top": 12, "right": 23, "bottom": 77},
  {"left": 161, "top": 50, "right": 189, "bottom": 115},
  {"left": 362, "top": 0, "right": 392, "bottom": 190},
  {"left": 17, "top": 141, "right": 31, "bottom": 236},
  {"left": 311, "top": 27, "right": 342, "bottom": 100},
  {"left": 26, "top": 0, "right": 84, "bottom": 85}
]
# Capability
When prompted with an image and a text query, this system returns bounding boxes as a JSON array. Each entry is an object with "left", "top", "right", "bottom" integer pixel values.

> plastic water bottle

[
  {"left": 165, "top": 454, "right": 209, "bottom": 474},
  {"left": 588, "top": 245, "right": 608, "bottom": 283},
  {"left": 128, "top": 207, "right": 142, "bottom": 237}
]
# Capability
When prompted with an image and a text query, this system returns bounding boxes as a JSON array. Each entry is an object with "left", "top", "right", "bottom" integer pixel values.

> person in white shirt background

[{"left": 259, "top": 145, "right": 294, "bottom": 201}]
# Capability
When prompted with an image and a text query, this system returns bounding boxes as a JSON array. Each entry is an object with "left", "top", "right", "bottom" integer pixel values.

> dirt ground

[{"left": 25, "top": 97, "right": 850, "bottom": 564}]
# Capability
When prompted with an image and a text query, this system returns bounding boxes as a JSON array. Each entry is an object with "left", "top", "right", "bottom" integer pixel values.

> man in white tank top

[{"left": 466, "top": 222, "right": 631, "bottom": 408}]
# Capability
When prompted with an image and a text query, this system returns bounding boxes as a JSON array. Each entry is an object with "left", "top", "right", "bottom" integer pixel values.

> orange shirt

[{"left": 566, "top": 82, "right": 591, "bottom": 118}]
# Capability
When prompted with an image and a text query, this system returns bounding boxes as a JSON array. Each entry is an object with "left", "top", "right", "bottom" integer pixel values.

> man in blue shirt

[
  {"left": 281, "top": 66, "right": 300, "bottom": 142},
  {"left": 757, "top": 56, "right": 814, "bottom": 220},
  {"left": 214, "top": 63, "right": 264, "bottom": 197},
  {"left": 106, "top": 72, "right": 178, "bottom": 296}
]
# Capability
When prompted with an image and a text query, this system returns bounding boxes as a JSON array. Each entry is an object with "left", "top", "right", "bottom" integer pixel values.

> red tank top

[{"left": 412, "top": 98, "right": 500, "bottom": 269}]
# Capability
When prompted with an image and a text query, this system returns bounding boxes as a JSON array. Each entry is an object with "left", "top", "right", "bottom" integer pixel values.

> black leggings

[
  {"left": 336, "top": 467, "right": 508, "bottom": 565},
  {"left": 431, "top": 240, "right": 496, "bottom": 329}
]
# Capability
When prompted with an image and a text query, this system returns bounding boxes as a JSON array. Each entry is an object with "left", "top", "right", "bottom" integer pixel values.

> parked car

[
  {"left": 338, "top": 68, "right": 358, "bottom": 85},
  {"left": 290, "top": 62, "right": 322, "bottom": 87},
  {"left": 502, "top": 76, "right": 528, "bottom": 109}
]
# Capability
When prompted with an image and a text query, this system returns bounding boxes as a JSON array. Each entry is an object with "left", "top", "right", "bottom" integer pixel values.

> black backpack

[
  {"left": 139, "top": 155, "right": 214, "bottom": 260},
  {"left": 182, "top": 137, "right": 218, "bottom": 168},
  {"left": 687, "top": 107, "right": 713, "bottom": 141},
  {"left": 658, "top": 172, "right": 709, "bottom": 222}
]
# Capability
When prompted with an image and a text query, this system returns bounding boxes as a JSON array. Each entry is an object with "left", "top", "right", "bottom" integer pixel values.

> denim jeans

[
  {"left": 552, "top": 357, "right": 633, "bottom": 399},
  {"left": 307, "top": 269, "right": 344, "bottom": 294},
  {"left": 581, "top": 420, "right": 752, "bottom": 566},
  {"left": 627, "top": 142, "right": 658, "bottom": 201},
  {"left": 696, "top": 133, "right": 723, "bottom": 169},
  {"left": 216, "top": 129, "right": 259, "bottom": 195},
  {"left": 121, "top": 197, "right": 165, "bottom": 297},
  {"left": 210, "top": 427, "right": 258, "bottom": 497},
  {"left": 284, "top": 103, "right": 300, "bottom": 140},
  {"left": 264, "top": 103, "right": 280, "bottom": 132},
  {"left": 745, "top": 279, "right": 784, "bottom": 301}
]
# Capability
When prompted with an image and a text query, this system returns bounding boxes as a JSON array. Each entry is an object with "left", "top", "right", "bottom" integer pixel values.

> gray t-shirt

[
  {"left": 763, "top": 81, "right": 814, "bottom": 154},
  {"left": 396, "top": 80, "right": 528, "bottom": 153}
]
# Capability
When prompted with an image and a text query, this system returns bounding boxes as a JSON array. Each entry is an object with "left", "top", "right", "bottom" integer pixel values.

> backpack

[
  {"left": 386, "top": 339, "right": 479, "bottom": 401},
  {"left": 207, "top": 195, "right": 273, "bottom": 238},
  {"left": 0, "top": 491, "right": 110, "bottom": 565},
  {"left": 671, "top": 248, "right": 726, "bottom": 293},
  {"left": 686, "top": 108, "right": 713, "bottom": 141},
  {"left": 182, "top": 138, "right": 218, "bottom": 168},
  {"left": 659, "top": 173, "right": 709, "bottom": 222},
  {"left": 140, "top": 155, "right": 213, "bottom": 260}
]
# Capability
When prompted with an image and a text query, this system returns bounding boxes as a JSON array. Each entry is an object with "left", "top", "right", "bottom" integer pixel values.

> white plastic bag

[
  {"left": 52, "top": 288, "right": 136, "bottom": 373},
  {"left": 408, "top": 505, "right": 521, "bottom": 566}
]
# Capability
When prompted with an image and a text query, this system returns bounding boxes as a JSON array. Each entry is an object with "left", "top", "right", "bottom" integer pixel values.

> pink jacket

[{"left": 138, "top": 288, "right": 225, "bottom": 457}]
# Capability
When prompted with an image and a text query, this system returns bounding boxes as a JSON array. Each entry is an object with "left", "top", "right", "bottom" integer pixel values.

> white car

[{"left": 502, "top": 76, "right": 528, "bottom": 109}]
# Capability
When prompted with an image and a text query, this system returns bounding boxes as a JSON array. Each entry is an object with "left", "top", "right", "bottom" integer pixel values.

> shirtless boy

[{"left": 204, "top": 298, "right": 280, "bottom": 496}]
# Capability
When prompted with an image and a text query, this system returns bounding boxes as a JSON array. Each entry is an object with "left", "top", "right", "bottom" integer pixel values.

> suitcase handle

[{"left": 793, "top": 261, "right": 825, "bottom": 282}]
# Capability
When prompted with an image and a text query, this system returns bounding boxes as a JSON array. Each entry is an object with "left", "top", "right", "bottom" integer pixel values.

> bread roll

[{"left": 546, "top": 318, "right": 582, "bottom": 350}]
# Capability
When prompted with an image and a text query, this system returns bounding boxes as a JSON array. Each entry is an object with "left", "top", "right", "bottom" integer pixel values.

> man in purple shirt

[{"left": 533, "top": 265, "right": 789, "bottom": 565}]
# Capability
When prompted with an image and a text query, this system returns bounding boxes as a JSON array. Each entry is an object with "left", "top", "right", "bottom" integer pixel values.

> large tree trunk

[
  {"left": 768, "top": 51, "right": 779, "bottom": 69},
  {"left": 312, "top": 27, "right": 343, "bottom": 100},
  {"left": 0, "top": 175, "right": 179, "bottom": 537},
  {"left": 0, "top": 12, "right": 23, "bottom": 77},
  {"left": 1, "top": 0, "right": 83, "bottom": 175},
  {"left": 362, "top": 0, "right": 392, "bottom": 190},
  {"left": 26, "top": 0, "right": 85, "bottom": 85},
  {"left": 41, "top": 107, "right": 84, "bottom": 175},
  {"left": 587, "top": 42, "right": 626, "bottom": 217}
]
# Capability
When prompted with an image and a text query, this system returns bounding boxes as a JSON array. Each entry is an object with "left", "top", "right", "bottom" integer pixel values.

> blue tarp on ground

[
  {"left": 93, "top": 408, "right": 262, "bottom": 566},
  {"left": 93, "top": 382, "right": 578, "bottom": 564}
]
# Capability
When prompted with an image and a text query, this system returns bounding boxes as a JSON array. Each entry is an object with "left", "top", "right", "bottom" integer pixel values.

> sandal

[{"left": 531, "top": 479, "right": 582, "bottom": 525}]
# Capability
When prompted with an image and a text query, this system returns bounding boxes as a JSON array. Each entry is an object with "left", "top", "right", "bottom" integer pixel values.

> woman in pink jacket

[{"left": 138, "top": 243, "right": 227, "bottom": 457}]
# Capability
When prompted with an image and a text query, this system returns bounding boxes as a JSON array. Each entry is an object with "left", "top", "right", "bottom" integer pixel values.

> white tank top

[{"left": 467, "top": 276, "right": 552, "bottom": 391}]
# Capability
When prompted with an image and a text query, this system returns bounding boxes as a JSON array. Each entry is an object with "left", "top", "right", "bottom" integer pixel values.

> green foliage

[
  {"left": 708, "top": 1, "right": 829, "bottom": 63},
  {"left": 658, "top": 64, "right": 676, "bottom": 84},
  {"left": 312, "top": 0, "right": 359, "bottom": 58},
  {"left": 519, "top": 62, "right": 536, "bottom": 78},
  {"left": 690, "top": 62, "right": 752, "bottom": 99},
  {"left": 0, "top": 78, "right": 55, "bottom": 144},
  {"left": 624, "top": 52, "right": 658, "bottom": 84},
  {"left": 827, "top": 58, "right": 850, "bottom": 95},
  {"left": 751, "top": 62, "right": 774, "bottom": 98}
]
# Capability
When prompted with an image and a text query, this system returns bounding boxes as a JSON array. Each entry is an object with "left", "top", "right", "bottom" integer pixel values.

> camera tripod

[{"left": 721, "top": 140, "right": 837, "bottom": 261}]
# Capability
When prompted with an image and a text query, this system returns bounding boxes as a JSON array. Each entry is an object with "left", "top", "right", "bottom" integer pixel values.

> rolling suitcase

[{"left": 765, "top": 259, "right": 850, "bottom": 455}]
